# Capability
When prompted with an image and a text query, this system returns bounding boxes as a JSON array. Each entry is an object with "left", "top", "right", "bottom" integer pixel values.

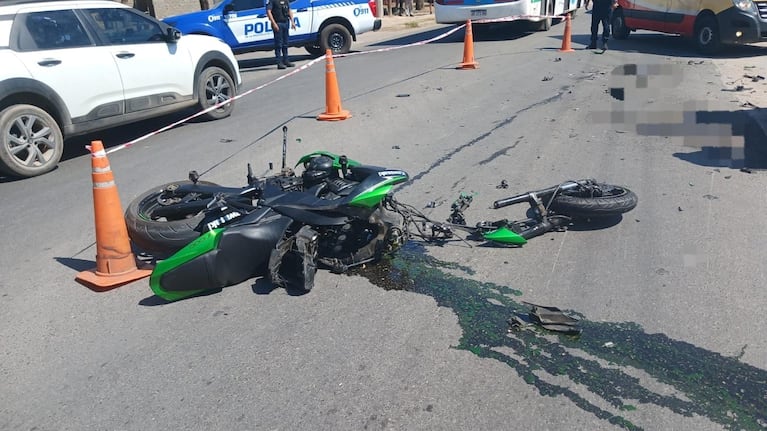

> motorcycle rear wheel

[
  {"left": 125, "top": 180, "right": 219, "bottom": 255},
  {"left": 549, "top": 183, "right": 637, "bottom": 218}
]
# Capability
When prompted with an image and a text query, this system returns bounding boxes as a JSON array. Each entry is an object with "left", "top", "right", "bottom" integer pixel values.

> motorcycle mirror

[{"left": 188, "top": 170, "right": 199, "bottom": 184}]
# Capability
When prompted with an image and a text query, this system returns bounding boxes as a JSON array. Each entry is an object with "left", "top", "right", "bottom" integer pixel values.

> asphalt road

[{"left": 1, "top": 13, "right": 766, "bottom": 431}]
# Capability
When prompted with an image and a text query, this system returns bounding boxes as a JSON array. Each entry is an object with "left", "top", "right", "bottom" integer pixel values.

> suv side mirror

[{"left": 166, "top": 27, "right": 182, "bottom": 42}]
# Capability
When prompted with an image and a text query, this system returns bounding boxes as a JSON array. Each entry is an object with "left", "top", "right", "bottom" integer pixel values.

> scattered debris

[
  {"left": 603, "top": 341, "right": 615, "bottom": 348},
  {"left": 702, "top": 194, "right": 719, "bottom": 200},
  {"left": 219, "top": 138, "right": 234, "bottom": 143},
  {"left": 447, "top": 193, "right": 473, "bottom": 225},
  {"left": 744, "top": 74, "right": 765, "bottom": 82},
  {"left": 742, "top": 101, "right": 759, "bottom": 108},
  {"left": 744, "top": 65, "right": 756, "bottom": 69},
  {"left": 687, "top": 60, "right": 704, "bottom": 65},
  {"left": 425, "top": 200, "right": 446, "bottom": 209},
  {"left": 542, "top": 75, "right": 554, "bottom": 81},
  {"left": 509, "top": 302, "right": 582, "bottom": 335},
  {"left": 553, "top": 57, "right": 562, "bottom": 62},
  {"left": 392, "top": 145, "right": 401, "bottom": 150},
  {"left": 678, "top": 206, "right": 683, "bottom": 212},
  {"left": 396, "top": 94, "right": 410, "bottom": 98},
  {"left": 723, "top": 85, "right": 752, "bottom": 92},
  {"left": 741, "top": 167, "right": 753, "bottom": 174},
  {"left": 496, "top": 180, "right": 509, "bottom": 189},
  {"left": 724, "top": 175, "right": 732, "bottom": 179}
]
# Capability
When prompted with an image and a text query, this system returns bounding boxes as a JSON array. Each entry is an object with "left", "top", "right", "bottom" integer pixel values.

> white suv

[{"left": 0, "top": 0, "right": 242, "bottom": 178}]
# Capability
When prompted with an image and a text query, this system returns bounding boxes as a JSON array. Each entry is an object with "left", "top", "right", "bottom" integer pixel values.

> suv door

[
  {"left": 83, "top": 7, "right": 195, "bottom": 114},
  {"left": 13, "top": 8, "right": 125, "bottom": 121}
]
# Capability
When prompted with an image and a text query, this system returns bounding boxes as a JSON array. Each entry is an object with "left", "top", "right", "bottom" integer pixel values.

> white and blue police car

[{"left": 163, "top": 0, "right": 382, "bottom": 56}]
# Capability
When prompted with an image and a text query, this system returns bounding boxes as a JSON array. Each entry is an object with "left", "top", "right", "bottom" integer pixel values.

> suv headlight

[{"left": 733, "top": 0, "right": 754, "bottom": 11}]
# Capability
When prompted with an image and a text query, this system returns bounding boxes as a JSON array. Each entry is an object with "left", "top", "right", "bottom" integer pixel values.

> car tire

[
  {"left": 319, "top": 24, "right": 352, "bottom": 54},
  {"left": 196, "top": 66, "right": 236, "bottom": 121},
  {"left": 0, "top": 104, "right": 63, "bottom": 178},
  {"left": 694, "top": 15, "right": 721, "bottom": 54},
  {"left": 611, "top": 8, "right": 629, "bottom": 39}
]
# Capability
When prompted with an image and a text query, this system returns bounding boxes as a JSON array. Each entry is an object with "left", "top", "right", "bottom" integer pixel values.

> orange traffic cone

[
  {"left": 458, "top": 20, "right": 479, "bottom": 70},
  {"left": 317, "top": 50, "right": 352, "bottom": 121},
  {"left": 559, "top": 14, "right": 575, "bottom": 52},
  {"left": 76, "top": 140, "right": 151, "bottom": 290}
]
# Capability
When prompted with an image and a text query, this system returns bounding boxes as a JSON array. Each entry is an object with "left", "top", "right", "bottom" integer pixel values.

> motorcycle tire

[
  {"left": 125, "top": 180, "right": 219, "bottom": 255},
  {"left": 549, "top": 183, "right": 637, "bottom": 218}
]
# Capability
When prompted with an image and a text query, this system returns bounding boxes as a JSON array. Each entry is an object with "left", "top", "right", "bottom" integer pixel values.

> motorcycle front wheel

[
  {"left": 125, "top": 180, "right": 219, "bottom": 255},
  {"left": 549, "top": 183, "right": 638, "bottom": 218}
]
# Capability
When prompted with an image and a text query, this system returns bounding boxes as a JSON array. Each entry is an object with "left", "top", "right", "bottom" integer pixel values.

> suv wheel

[
  {"left": 320, "top": 24, "right": 352, "bottom": 54},
  {"left": 0, "top": 105, "right": 63, "bottom": 178},
  {"left": 197, "top": 66, "right": 236, "bottom": 121}
]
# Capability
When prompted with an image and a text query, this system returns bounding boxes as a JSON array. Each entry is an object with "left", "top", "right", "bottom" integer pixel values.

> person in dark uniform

[
  {"left": 267, "top": 0, "right": 296, "bottom": 69},
  {"left": 584, "top": 0, "right": 618, "bottom": 50}
]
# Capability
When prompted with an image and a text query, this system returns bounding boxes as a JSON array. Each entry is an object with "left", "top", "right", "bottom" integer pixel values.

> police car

[{"left": 162, "top": 0, "right": 382, "bottom": 56}]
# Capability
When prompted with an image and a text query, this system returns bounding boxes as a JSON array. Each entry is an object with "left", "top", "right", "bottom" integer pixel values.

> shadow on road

[{"left": 568, "top": 31, "right": 767, "bottom": 59}]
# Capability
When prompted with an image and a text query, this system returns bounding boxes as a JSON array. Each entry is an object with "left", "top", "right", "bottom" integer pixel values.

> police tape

[
  {"left": 105, "top": 56, "right": 326, "bottom": 155},
  {"left": 105, "top": 14, "right": 560, "bottom": 155}
]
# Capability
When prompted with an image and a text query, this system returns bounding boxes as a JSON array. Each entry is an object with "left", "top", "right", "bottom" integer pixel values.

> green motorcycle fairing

[
  {"left": 150, "top": 228, "right": 224, "bottom": 302},
  {"left": 348, "top": 175, "right": 407, "bottom": 208},
  {"left": 483, "top": 226, "right": 527, "bottom": 245}
]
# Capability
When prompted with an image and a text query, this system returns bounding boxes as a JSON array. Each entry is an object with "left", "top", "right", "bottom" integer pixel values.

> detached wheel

[
  {"left": 694, "top": 15, "right": 721, "bottom": 54},
  {"left": 320, "top": 24, "right": 352, "bottom": 54},
  {"left": 549, "top": 183, "right": 638, "bottom": 218},
  {"left": 0, "top": 104, "right": 63, "bottom": 178},
  {"left": 125, "top": 180, "right": 219, "bottom": 254},
  {"left": 305, "top": 44, "right": 325, "bottom": 57},
  {"left": 611, "top": 8, "right": 629, "bottom": 39},
  {"left": 196, "top": 66, "right": 236, "bottom": 121}
]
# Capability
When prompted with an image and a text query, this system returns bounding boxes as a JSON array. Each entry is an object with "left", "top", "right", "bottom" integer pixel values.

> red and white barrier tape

[{"left": 104, "top": 14, "right": 560, "bottom": 155}]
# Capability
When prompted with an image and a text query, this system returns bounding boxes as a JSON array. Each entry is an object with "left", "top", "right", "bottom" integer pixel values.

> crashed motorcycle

[{"left": 126, "top": 150, "right": 409, "bottom": 302}]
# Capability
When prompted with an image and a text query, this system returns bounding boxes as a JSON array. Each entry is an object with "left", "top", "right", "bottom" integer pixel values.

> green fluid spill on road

[{"left": 353, "top": 243, "right": 767, "bottom": 431}]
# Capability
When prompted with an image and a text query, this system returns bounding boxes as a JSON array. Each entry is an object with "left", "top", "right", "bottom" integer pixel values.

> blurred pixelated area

[{"left": 594, "top": 63, "right": 767, "bottom": 170}]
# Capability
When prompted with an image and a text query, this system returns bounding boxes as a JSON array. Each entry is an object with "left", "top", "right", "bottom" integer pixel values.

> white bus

[{"left": 435, "top": 0, "right": 581, "bottom": 30}]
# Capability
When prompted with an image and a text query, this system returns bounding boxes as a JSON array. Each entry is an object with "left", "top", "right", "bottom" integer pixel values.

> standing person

[
  {"left": 584, "top": 0, "right": 618, "bottom": 50},
  {"left": 403, "top": 0, "right": 414, "bottom": 16},
  {"left": 267, "top": 0, "right": 296, "bottom": 69}
]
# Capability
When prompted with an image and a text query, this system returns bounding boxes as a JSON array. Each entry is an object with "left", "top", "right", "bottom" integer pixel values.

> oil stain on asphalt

[{"left": 352, "top": 242, "right": 767, "bottom": 431}]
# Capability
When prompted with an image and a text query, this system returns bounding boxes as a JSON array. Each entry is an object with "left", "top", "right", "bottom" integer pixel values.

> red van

[{"left": 610, "top": 0, "right": 767, "bottom": 53}]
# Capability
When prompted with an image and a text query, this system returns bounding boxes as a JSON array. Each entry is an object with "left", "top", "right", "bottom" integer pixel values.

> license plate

[{"left": 471, "top": 9, "right": 487, "bottom": 16}]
